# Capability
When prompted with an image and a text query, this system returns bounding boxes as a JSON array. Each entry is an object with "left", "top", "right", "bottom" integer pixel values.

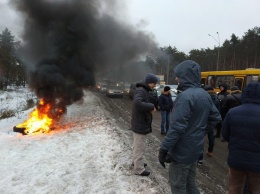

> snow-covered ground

[{"left": 0, "top": 87, "right": 158, "bottom": 194}]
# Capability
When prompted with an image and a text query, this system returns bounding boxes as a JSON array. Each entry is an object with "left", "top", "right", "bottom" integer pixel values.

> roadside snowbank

[{"left": 0, "top": 89, "right": 158, "bottom": 194}]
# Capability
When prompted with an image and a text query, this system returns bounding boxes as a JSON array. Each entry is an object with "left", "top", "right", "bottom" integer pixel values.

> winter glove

[{"left": 158, "top": 148, "right": 171, "bottom": 168}]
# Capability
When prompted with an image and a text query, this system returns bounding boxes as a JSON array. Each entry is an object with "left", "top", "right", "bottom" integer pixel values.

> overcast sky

[
  {"left": 127, "top": 0, "right": 260, "bottom": 54},
  {"left": 1, "top": 0, "right": 260, "bottom": 54}
]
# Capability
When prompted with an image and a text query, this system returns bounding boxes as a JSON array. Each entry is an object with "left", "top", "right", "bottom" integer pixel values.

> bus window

[
  {"left": 207, "top": 76, "right": 216, "bottom": 88},
  {"left": 201, "top": 78, "right": 206, "bottom": 87},
  {"left": 246, "top": 75, "right": 260, "bottom": 85},
  {"left": 234, "top": 78, "right": 243, "bottom": 90},
  {"left": 215, "top": 75, "right": 234, "bottom": 89}
]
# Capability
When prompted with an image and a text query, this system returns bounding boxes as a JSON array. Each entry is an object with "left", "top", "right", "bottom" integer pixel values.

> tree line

[
  {"left": 146, "top": 26, "right": 260, "bottom": 83},
  {"left": 0, "top": 28, "right": 27, "bottom": 90},
  {"left": 1, "top": 27, "right": 260, "bottom": 89}
]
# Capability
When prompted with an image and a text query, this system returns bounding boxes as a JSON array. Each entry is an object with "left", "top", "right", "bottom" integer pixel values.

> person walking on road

[
  {"left": 197, "top": 86, "right": 221, "bottom": 165},
  {"left": 158, "top": 60, "right": 222, "bottom": 193},
  {"left": 222, "top": 82, "right": 260, "bottom": 194},
  {"left": 131, "top": 73, "right": 158, "bottom": 176},
  {"left": 158, "top": 86, "right": 173, "bottom": 135}
]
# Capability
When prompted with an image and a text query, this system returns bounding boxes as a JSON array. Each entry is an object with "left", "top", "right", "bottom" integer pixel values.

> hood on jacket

[
  {"left": 136, "top": 80, "right": 152, "bottom": 91},
  {"left": 241, "top": 82, "right": 260, "bottom": 105},
  {"left": 174, "top": 60, "right": 201, "bottom": 90},
  {"left": 219, "top": 83, "right": 228, "bottom": 93}
]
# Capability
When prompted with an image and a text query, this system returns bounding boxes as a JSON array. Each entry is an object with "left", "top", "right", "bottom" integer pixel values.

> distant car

[
  {"left": 123, "top": 83, "right": 131, "bottom": 95},
  {"left": 100, "top": 84, "right": 108, "bottom": 93},
  {"left": 96, "top": 83, "right": 101, "bottom": 91},
  {"left": 106, "top": 85, "right": 124, "bottom": 98}
]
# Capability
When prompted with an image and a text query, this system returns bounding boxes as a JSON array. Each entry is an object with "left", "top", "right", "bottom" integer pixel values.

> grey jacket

[{"left": 160, "top": 60, "right": 221, "bottom": 164}]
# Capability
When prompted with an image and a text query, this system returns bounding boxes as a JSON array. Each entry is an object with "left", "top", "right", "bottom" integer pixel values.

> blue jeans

[
  {"left": 160, "top": 110, "right": 170, "bottom": 133},
  {"left": 169, "top": 161, "right": 200, "bottom": 194}
]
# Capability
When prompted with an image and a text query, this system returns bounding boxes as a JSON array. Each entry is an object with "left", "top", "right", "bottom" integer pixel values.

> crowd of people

[{"left": 130, "top": 60, "right": 260, "bottom": 194}]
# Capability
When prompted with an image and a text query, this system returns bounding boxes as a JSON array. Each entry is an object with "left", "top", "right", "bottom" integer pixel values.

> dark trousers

[
  {"left": 207, "top": 128, "right": 215, "bottom": 152},
  {"left": 198, "top": 129, "right": 215, "bottom": 160},
  {"left": 216, "top": 122, "right": 222, "bottom": 136}
]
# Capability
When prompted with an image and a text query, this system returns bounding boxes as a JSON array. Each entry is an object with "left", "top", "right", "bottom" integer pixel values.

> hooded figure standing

[
  {"left": 158, "top": 60, "right": 221, "bottom": 193},
  {"left": 131, "top": 73, "right": 158, "bottom": 176},
  {"left": 221, "top": 82, "right": 260, "bottom": 194}
]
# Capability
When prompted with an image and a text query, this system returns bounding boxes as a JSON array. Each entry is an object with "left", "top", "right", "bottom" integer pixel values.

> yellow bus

[{"left": 201, "top": 68, "right": 260, "bottom": 92}]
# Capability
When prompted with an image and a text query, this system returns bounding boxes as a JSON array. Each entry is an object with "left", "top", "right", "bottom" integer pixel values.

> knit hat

[
  {"left": 145, "top": 73, "right": 158, "bottom": 84},
  {"left": 231, "top": 86, "right": 239, "bottom": 91},
  {"left": 164, "top": 86, "right": 171, "bottom": 92}
]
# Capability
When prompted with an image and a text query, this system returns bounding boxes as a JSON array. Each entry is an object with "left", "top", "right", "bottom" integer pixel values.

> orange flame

[{"left": 16, "top": 99, "right": 53, "bottom": 135}]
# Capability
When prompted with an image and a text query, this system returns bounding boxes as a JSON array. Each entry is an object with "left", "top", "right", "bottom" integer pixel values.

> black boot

[
  {"left": 136, "top": 170, "right": 150, "bottom": 176},
  {"left": 132, "top": 163, "right": 147, "bottom": 167}
]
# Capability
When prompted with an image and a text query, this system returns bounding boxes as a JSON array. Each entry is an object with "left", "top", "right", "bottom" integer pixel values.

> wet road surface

[{"left": 93, "top": 91, "right": 229, "bottom": 194}]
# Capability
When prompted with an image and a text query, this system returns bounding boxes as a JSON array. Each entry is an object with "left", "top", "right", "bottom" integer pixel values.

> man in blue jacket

[
  {"left": 131, "top": 73, "right": 158, "bottom": 176},
  {"left": 158, "top": 60, "right": 221, "bottom": 193},
  {"left": 222, "top": 82, "right": 260, "bottom": 194}
]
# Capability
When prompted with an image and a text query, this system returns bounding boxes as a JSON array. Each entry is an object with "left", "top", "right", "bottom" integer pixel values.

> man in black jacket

[
  {"left": 131, "top": 73, "right": 158, "bottom": 176},
  {"left": 158, "top": 86, "right": 174, "bottom": 135},
  {"left": 215, "top": 83, "right": 230, "bottom": 138},
  {"left": 222, "top": 86, "right": 242, "bottom": 114}
]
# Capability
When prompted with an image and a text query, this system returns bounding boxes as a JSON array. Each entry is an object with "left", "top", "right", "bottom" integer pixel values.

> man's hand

[
  {"left": 150, "top": 107, "right": 157, "bottom": 113},
  {"left": 158, "top": 149, "right": 168, "bottom": 168}
]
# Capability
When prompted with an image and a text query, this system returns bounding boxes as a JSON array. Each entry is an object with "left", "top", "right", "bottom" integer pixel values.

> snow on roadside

[
  {"left": 0, "top": 86, "right": 37, "bottom": 118},
  {"left": 0, "top": 89, "right": 158, "bottom": 194}
]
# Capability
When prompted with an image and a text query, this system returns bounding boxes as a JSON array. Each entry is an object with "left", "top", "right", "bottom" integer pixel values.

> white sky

[
  {"left": 0, "top": 87, "right": 163, "bottom": 193},
  {"left": 0, "top": 0, "right": 259, "bottom": 54},
  {"left": 126, "top": 0, "right": 260, "bottom": 54}
]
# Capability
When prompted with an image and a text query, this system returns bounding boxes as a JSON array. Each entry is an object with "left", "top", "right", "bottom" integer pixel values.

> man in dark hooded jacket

[
  {"left": 158, "top": 60, "right": 221, "bottom": 193},
  {"left": 131, "top": 73, "right": 158, "bottom": 176},
  {"left": 222, "top": 82, "right": 260, "bottom": 194}
]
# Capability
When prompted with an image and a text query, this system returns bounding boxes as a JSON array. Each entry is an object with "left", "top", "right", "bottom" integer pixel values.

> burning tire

[{"left": 13, "top": 126, "right": 27, "bottom": 135}]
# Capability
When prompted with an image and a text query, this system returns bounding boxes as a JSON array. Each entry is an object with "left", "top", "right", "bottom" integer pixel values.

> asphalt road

[{"left": 93, "top": 91, "right": 229, "bottom": 194}]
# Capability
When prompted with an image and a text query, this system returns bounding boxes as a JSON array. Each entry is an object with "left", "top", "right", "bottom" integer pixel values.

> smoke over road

[{"left": 10, "top": 0, "right": 158, "bottom": 117}]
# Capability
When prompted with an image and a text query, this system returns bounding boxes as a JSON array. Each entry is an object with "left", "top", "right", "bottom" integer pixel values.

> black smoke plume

[{"left": 11, "top": 0, "right": 158, "bottom": 118}]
